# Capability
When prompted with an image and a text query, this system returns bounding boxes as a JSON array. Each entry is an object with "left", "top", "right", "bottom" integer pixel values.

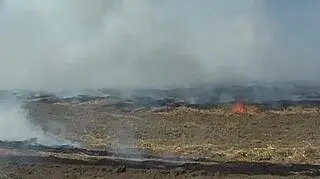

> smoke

[
  {"left": 0, "top": 0, "right": 264, "bottom": 90},
  {"left": 0, "top": 0, "right": 318, "bottom": 90},
  {"left": 0, "top": 98, "right": 73, "bottom": 145}
]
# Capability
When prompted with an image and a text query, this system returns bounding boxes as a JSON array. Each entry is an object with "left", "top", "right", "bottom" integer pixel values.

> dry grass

[
  {"left": 80, "top": 136, "right": 320, "bottom": 164},
  {"left": 26, "top": 139, "right": 317, "bottom": 166},
  {"left": 151, "top": 105, "right": 320, "bottom": 116},
  {"left": 152, "top": 106, "right": 238, "bottom": 117},
  {"left": 28, "top": 102, "right": 320, "bottom": 165},
  {"left": 82, "top": 134, "right": 111, "bottom": 148},
  {"left": 138, "top": 140, "right": 320, "bottom": 164},
  {"left": 78, "top": 105, "right": 320, "bottom": 164},
  {"left": 268, "top": 106, "right": 320, "bottom": 114}
]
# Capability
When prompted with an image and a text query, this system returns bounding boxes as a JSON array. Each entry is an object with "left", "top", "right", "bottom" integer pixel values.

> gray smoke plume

[
  {"left": 2, "top": 0, "right": 312, "bottom": 90},
  {"left": 0, "top": 98, "right": 73, "bottom": 145}
]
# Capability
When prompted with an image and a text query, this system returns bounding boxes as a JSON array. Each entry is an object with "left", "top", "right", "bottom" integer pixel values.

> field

[{"left": 0, "top": 100, "right": 317, "bottom": 178}]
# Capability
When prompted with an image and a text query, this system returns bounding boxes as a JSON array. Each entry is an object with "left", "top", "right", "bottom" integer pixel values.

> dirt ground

[
  {"left": 0, "top": 163, "right": 316, "bottom": 179},
  {"left": 6, "top": 101, "right": 319, "bottom": 178}
]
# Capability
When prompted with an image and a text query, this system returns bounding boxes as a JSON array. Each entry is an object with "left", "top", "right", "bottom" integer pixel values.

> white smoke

[
  {"left": 0, "top": 99, "right": 73, "bottom": 145},
  {"left": 0, "top": 0, "right": 272, "bottom": 90},
  {"left": 0, "top": 0, "right": 318, "bottom": 90}
]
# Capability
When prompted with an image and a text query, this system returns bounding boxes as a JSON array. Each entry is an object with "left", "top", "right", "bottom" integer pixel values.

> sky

[
  {"left": 261, "top": 0, "right": 320, "bottom": 82},
  {"left": 0, "top": 0, "right": 319, "bottom": 90},
  {"left": 267, "top": 0, "right": 320, "bottom": 49}
]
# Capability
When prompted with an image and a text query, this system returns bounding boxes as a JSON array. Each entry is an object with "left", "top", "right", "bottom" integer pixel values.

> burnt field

[{"left": 0, "top": 83, "right": 320, "bottom": 178}]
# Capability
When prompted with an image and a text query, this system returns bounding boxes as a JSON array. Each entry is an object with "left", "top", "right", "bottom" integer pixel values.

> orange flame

[{"left": 232, "top": 99, "right": 246, "bottom": 114}]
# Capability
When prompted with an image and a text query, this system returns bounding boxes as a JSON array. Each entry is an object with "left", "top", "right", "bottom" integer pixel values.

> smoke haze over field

[
  {"left": 0, "top": 0, "right": 319, "bottom": 90},
  {"left": 0, "top": 99, "right": 73, "bottom": 145}
]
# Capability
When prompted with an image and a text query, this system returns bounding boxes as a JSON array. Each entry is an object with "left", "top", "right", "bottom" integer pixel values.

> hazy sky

[
  {"left": 0, "top": 0, "right": 319, "bottom": 90},
  {"left": 261, "top": 0, "right": 320, "bottom": 82},
  {"left": 267, "top": 0, "right": 320, "bottom": 49}
]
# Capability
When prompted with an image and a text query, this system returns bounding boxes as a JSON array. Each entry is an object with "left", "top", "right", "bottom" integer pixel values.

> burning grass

[
  {"left": 75, "top": 104, "right": 320, "bottom": 164},
  {"left": 25, "top": 101, "right": 320, "bottom": 166}
]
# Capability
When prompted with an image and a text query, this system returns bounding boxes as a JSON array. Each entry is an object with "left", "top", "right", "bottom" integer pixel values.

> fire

[
  {"left": 232, "top": 99, "right": 261, "bottom": 114},
  {"left": 232, "top": 99, "right": 246, "bottom": 114}
]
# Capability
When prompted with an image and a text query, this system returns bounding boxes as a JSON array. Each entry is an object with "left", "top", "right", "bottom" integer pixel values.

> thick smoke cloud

[{"left": 0, "top": 0, "right": 318, "bottom": 90}]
